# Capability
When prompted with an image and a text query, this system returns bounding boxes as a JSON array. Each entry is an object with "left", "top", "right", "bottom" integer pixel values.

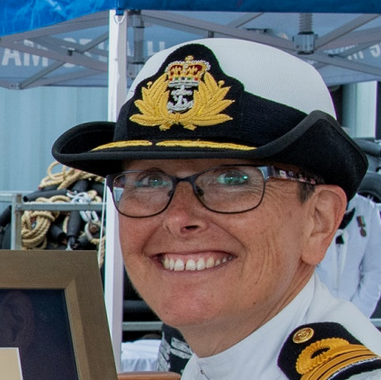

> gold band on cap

[
  {"left": 156, "top": 140, "right": 256, "bottom": 150},
  {"left": 91, "top": 139, "right": 256, "bottom": 152},
  {"left": 92, "top": 140, "right": 153, "bottom": 151}
]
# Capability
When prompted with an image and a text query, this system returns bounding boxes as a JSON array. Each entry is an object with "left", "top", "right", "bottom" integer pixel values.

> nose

[{"left": 162, "top": 181, "right": 208, "bottom": 235}]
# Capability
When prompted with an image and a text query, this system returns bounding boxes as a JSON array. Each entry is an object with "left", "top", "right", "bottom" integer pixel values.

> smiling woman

[
  {"left": 52, "top": 38, "right": 381, "bottom": 379},
  {"left": 118, "top": 158, "right": 324, "bottom": 355}
]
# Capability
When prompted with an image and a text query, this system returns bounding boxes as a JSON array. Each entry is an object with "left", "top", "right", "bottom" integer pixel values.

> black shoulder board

[{"left": 278, "top": 322, "right": 381, "bottom": 380}]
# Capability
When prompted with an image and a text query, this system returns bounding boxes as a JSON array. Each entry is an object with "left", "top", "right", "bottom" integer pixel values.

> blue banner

[
  {"left": 118, "top": 0, "right": 381, "bottom": 13},
  {"left": 0, "top": 0, "right": 380, "bottom": 37},
  {"left": 0, "top": 0, "right": 111, "bottom": 37}
]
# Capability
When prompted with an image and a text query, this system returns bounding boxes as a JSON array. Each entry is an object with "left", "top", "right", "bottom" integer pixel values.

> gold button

[{"left": 293, "top": 327, "right": 314, "bottom": 344}]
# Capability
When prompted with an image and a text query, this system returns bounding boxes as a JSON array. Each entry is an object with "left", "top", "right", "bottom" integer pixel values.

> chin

[{"left": 156, "top": 301, "right": 218, "bottom": 330}]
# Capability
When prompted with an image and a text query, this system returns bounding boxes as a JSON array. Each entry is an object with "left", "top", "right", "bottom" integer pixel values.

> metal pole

[{"left": 104, "top": 8, "right": 127, "bottom": 372}]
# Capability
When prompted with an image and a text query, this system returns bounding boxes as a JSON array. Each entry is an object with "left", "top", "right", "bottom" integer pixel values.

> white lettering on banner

[
  {"left": 1, "top": 41, "right": 49, "bottom": 67},
  {"left": 63, "top": 37, "right": 90, "bottom": 69},
  {"left": 0, "top": 38, "right": 167, "bottom": 69},
  {"left": 24, "top": 40, "right": 49, "bottom": 66},
  {"left": 370, "top": 43, "right": 381, "bottom": 58},
  {"left": 347, "top": 50, "right": 365, "bottom": 60},
  {"left": 326, "top": 44, "right": 381, "bottom": 62},
  {"left": 2, "top": 49, "right": 22, "bottom": 66},
  {"left": 147, "top": 40, "right": 166, "bottom": 57}
]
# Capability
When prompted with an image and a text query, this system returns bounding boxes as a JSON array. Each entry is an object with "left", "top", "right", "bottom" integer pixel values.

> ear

[
  {"left": 301, "top": 185, "right": 347, "bottom": 265},
  {"left": 0, "top": 291, "right": 35, "bottom": 353}
]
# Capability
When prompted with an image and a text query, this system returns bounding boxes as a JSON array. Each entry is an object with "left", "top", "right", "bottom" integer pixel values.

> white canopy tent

[
  {"left": 1, "top": 10, "right": 381, "bottom": 137},
  {"left": 1, "top": 11, "right": 381, "bottom": 88}
]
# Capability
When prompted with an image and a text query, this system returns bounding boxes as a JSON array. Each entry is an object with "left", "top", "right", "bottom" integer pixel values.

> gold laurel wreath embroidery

[
  {"left": 296, "top": 338, "right": 350, "bottom": 375},
  {"left": 130, "top": 71, "right": 235, "bottom": 131}
]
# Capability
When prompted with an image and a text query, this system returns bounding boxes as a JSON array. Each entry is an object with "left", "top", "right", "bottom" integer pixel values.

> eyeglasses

[{"left": 106, "top": 165, "right": 320, "bottom": 218}]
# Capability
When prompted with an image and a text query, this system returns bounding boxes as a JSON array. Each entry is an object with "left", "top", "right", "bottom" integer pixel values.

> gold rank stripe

[
  {"left": 301, "top": 345, "right": 381, "bottom": 380},
  {"left": 157, "top": 140, "right": 256, "bottom": 150},
  {"left": 92, "top": 141, "right": 153, "bottom": 151},
  {"left": 92, "top": 140, "right": 257, "bottom": 151}
]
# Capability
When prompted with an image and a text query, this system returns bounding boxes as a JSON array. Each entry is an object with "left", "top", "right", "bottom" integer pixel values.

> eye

[
  {"left": 135, "top": 172, "right": 171, "bottom": 189},
  {"left": 216, "top": 170, "right": 249, "bottom": 186}
]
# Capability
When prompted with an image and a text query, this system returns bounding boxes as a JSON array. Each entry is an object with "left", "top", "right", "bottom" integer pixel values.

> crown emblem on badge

[
  {"left": 167, "top": 55, "right": 209, "bottom": 83},
  {"left": 166, "top": 55, "right": 210, "bottom": 113},
  {"left": 130, "top": 54, "right": 234, "bottom": 131}
]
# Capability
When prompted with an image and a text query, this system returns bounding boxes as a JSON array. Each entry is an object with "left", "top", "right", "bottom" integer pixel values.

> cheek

[
  {"left": 261, "top": 190, "right": 305, "bottom": 243},
  {"left": 118, "top": 217, "right": 151, "bottom": 272},
  {"left": 238, "top": 201, "right": 304, "bottom": 275},
  {"left": 118, "top": 219, "right": 154, "bottom": 299},
  {"left": 119, "top": 216, "right": 149, "bottom": 247},
  {"left": 240, "top": 213, "right": 303, "bottom": 297}
]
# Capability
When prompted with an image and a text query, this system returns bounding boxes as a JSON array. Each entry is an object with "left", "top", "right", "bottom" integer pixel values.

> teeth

[
  {"left": 206, "top": 257, "right": 215, "bottom": 269},
  {"left": 162, "top": 256, "right": 231, "bottom": 271},
  {"left": 197, "top": 258, "right": 206, "bottom": 270},
  {"left": 174, "top": 259, "right": 185, "bottom": 271},
  {"left": 186, "top": 259, "right": 197, "bottom": 271}
]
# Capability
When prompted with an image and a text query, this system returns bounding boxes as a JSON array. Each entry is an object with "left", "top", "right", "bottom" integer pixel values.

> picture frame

[{"left": 0, "top": 250, "right": 117, "bottom": 380}]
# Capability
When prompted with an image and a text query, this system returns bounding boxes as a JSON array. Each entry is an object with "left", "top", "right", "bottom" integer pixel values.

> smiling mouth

[{"left": 161, "top": 255, "right": 234, "bottom": 271}]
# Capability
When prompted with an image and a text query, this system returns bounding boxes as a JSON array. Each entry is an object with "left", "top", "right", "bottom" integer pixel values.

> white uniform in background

[{"left": 316, "top": 194, "right": 381, "bottom": 317}]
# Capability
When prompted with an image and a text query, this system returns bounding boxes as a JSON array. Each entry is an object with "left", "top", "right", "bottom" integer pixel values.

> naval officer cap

[{"left": 52, "top": 38, "right": 368, "bottom": 201}]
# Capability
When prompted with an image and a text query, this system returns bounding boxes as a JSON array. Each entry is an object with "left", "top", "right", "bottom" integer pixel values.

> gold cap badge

[{"left": 129, "top": 55, "right": 234, "bottom": 132}]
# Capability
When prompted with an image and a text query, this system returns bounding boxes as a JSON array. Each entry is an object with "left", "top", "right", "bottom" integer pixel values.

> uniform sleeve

[
  {"left": 350, "top": 199, "right": 381, "bottom": 317},
  {"left": 349, "top": 368, "right": 381, "bottom": 379},
  {"left": 278, "top": 322, "right": 381, "bottom": 380}
]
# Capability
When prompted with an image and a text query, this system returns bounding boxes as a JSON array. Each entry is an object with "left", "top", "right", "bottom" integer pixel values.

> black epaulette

[{"left": 278, "top": 322, "right": 381, "bottom": 380}]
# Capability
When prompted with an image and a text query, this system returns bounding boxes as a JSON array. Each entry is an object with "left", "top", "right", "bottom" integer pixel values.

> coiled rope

[
  {"left": 21, "top": 162, "right": 106, "bottom": 267},
  {"left": 40, "top": 161, "right": 104, "bottom": 190},
  {"left": 21, "top": 194, "right": 69, "bottom": 250}
]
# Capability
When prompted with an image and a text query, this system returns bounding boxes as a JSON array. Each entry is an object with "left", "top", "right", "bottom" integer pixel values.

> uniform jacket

[
  {"left": 181, "top": 274, "right": 381, "bottom": 380},
  {"left": 316, "top": 194, "right": 381, "bottom": 317}
]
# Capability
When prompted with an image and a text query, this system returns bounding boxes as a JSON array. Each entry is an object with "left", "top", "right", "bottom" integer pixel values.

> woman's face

[{"left": 118, "top": 158, "right": 321, "bottom": 353}]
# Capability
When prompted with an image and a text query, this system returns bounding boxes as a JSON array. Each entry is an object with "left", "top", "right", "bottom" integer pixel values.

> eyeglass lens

[{"left": 110, "top": 166, "right": 266, "bottom": 217}]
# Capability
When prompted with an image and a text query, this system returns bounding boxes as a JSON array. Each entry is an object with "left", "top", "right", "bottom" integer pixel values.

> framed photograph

[{"left": 0, "top": 250, "right": 117, "bottom": 380}]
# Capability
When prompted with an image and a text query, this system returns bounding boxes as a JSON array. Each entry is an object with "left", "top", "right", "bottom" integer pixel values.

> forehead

[
  {"left": 123, "top": 159, "right": 303, "bottom": 174},
  {"left": 124, "top": 159, "right": 255, "bottom": 173}
]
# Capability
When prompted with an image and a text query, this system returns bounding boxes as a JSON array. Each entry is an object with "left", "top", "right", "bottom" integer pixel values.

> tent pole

[
  {"left": 342, "top": 81, "right": 378, "bottom": 138},
  {"left": 105, "top": 8, "right": 127, "bottom": 372}
]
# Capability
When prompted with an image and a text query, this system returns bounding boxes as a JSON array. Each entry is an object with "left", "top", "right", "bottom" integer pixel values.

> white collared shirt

[{"left": 181, "top": 274, "right": 381, "bottom": 380}]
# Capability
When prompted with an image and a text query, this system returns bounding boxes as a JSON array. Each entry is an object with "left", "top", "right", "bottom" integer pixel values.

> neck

[{"left": 179, "top": 269, "right": 314, "bottom": 357}]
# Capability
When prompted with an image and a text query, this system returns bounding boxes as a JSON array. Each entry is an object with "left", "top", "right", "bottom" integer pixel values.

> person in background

[
  {"left": 52, "top": 38, "right": 381, "bottom": 379},
  {"left": 157, "top": 324, "right": 192, "bottom": 375},
  {"left": 316, "top": 193, "right": 381, "bottom": 318}
]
